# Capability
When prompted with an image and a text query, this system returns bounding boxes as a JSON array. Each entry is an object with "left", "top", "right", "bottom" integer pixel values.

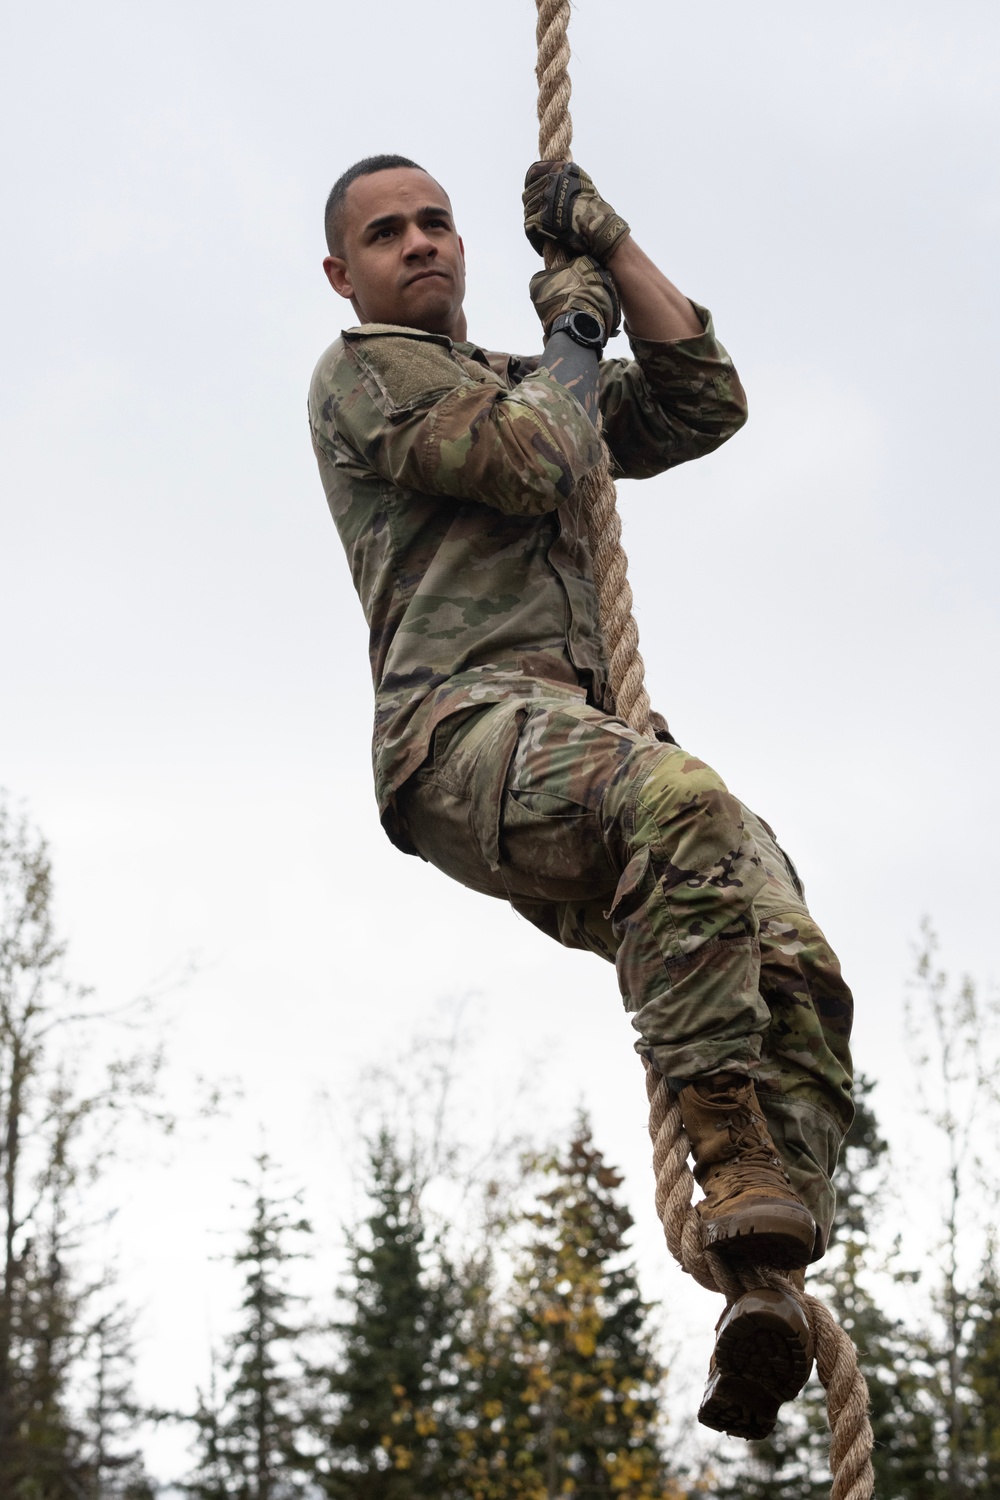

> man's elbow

[
  {"left": 474, "top": 459, "right": 590, "bottom": 517},
  {"left": 472, "top": 414, "right": 603, "bottom": 516},
  {"left": 690, "top": 379, "right": 748, "bottom": 457},
  {"left": 716, "top": 370, "right": 749, "bottom": 440}
]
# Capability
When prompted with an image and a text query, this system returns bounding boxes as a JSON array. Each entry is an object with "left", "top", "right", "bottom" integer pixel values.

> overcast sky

[{"left": 2, "top": 0, "right": 999, "bottom": 1479}]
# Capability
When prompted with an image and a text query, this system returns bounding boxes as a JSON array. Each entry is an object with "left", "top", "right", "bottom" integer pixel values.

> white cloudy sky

[{"left": 2, "top": 0, "right": 999, "bottom": 1478}]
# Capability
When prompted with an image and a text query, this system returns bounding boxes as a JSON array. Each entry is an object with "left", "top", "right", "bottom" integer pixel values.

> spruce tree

[
  {"left": 185, "top": 1155, "right": 314, "bottom": 1500},
  {"left": 448, "top": 1231, "right": 525, "bottom": 1499},
  {"left": 78, "top": 1305, "right": 156, "bottom": 1499},
  {"left": 313, "top": 1130, "right": 459, "bottom": 1499},
  {"left": 498, "top": 1117, "right": 678, "bottom": 1499}
]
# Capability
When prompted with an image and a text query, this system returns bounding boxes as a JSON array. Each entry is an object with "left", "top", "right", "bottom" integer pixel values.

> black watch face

[{"left": 570, "top": 311, "right": 603, "bottom": 346}]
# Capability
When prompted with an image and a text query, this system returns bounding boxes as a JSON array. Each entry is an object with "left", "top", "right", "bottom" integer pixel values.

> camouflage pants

[{"left": 397, "top": 684, "right": 854, "bottom": 1241}]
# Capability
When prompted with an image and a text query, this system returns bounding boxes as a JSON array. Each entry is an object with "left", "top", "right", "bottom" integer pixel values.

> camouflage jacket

[{"left": 308, "top": 310, "right": 747, "bottom": 849}]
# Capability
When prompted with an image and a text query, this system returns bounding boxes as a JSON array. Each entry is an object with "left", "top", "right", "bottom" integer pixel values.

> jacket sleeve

[
  {"left": 598, "top": 304, "right": 748, "bottom": 480},
  {"left": 309, "top": 324, "right": 603, "bottom": 516}
]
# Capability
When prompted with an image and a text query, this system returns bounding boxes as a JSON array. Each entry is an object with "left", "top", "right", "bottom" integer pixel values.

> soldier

[{"left": 308, "top": 154, "right": 854, "bottom": 1440}]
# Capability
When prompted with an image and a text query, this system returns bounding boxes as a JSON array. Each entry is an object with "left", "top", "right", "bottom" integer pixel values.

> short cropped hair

[{"left": 324, "top": 153, "right": 424, "bottom": 255}]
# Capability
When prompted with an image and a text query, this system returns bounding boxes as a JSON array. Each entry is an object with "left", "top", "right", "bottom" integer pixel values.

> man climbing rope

[{"left": 308, "top": 154, "right": 855, "bottom": 1441}]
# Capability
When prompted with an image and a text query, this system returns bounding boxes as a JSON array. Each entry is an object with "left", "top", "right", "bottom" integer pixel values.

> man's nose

[{"left": 402, "top": 224, "right": 436, "bottom": 258}]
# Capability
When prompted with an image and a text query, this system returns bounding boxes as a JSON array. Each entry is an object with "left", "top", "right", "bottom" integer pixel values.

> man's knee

[
  {"left": 607, "top": 746, "right": 767, "bottom": 956},
  {"left": 625, "top": 747, "right": 747, "bottom": 861}
]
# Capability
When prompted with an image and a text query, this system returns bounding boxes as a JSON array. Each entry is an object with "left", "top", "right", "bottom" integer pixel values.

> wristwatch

[{"left": 549, "top": 308, "right": 606, "bottom": 351}]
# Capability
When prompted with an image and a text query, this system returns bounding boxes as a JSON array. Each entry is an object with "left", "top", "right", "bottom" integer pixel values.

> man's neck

[{"left": 351, "top": 303, "right": 468, "bottom": 342}]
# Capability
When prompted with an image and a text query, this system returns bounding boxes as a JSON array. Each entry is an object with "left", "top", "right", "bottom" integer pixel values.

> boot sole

[
  {"left": 698, "top": 1295, "right": 813, "bottom": 1440},
  {"left": 701, "top": 1200, "right": 817, "bottom": 1270},
  {"left": 698, "top": 1370, "right": 780, "bottom": 1441}
]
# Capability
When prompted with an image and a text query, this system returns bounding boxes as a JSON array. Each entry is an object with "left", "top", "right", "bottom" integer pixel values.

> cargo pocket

[
  {"left": 607, "top": 845, "right": 653, "bottom": 927},
  {"left": 501, "top": 784, "right": 616, "bottom": 902},
  {"left": 468, "top": 706, "right": 527, "bottom": 874},
  {"left": 399, "top": 705, "right": 519, "bottom": 898}
]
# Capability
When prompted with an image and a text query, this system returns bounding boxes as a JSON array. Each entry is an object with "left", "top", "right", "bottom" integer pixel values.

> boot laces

[{"left": 711, "top": 1109, "right": 794, "bottom": 1194}]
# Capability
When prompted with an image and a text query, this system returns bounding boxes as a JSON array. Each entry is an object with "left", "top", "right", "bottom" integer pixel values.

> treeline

[
  {"left": 0, "top": 796, "right": 676, "bottom": 1499},
  {"left": 184, "top": 1073, "right": 1000, "bottom": 1500},
  {"left": 185, "top": 1128, "right": 678, "bottom": 1499},
  {"left": 3, "top": 794, "right": 1000, "bottom": 1498}
]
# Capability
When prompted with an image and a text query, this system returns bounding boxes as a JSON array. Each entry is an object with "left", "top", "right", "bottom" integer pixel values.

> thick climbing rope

[
  {"left": 535, "top": 2, "right": 653, "bottom": 735},
  {"left": 534, "top": 3, "right": 875, "bottom": 1495}
]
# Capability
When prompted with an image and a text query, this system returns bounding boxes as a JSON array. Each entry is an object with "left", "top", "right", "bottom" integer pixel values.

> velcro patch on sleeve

[{"left": 347, "top": 331, "right": 467, "bottom": 416}]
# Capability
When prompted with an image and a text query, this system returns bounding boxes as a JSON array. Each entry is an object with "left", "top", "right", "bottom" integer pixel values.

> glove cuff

[{"left": 590, "top": 213, "right": 631, "bottom": 263}]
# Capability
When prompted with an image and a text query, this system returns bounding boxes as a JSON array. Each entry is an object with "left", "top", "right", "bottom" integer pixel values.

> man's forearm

[
  {"left": 605, "top": 236, "right": 703, "bottom": 341},
  {"left": 538, "top": 331, "right": 600, "bottom": 426}
]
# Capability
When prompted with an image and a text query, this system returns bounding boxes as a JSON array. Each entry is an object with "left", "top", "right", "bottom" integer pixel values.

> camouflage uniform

[{"left": 308, "top": 313, "right": 854, "bottom": 1242}]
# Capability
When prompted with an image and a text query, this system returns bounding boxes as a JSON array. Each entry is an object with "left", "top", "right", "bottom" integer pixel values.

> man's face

[{"left": 323, "top": 168, "right": 467, "bottom": 339}]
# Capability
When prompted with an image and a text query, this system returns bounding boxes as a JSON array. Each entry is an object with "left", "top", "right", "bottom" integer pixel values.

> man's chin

[{"left": 396, "top": 289, "right": 459, "bottom": 335}]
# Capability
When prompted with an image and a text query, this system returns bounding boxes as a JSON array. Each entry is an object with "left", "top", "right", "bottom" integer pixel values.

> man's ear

[{"left": 323, "top": 255, "right": 353, "bottom": 299}]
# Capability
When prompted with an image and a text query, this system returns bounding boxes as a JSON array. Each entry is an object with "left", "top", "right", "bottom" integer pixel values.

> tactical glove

[
  {"left": 523, "top": 160, "right": 631, "bottom": 263},
  {"left": 529, "top": 255, "right": 622, "bottom": 343}
]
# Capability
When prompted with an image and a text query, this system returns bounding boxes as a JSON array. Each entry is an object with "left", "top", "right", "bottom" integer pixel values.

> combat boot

[
  {"left": 698, "top": 1287, "right": 815, "bottom": 1439},
  {"left": 677, "top": 1072, "right": 817, "bottom": 1268}
]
